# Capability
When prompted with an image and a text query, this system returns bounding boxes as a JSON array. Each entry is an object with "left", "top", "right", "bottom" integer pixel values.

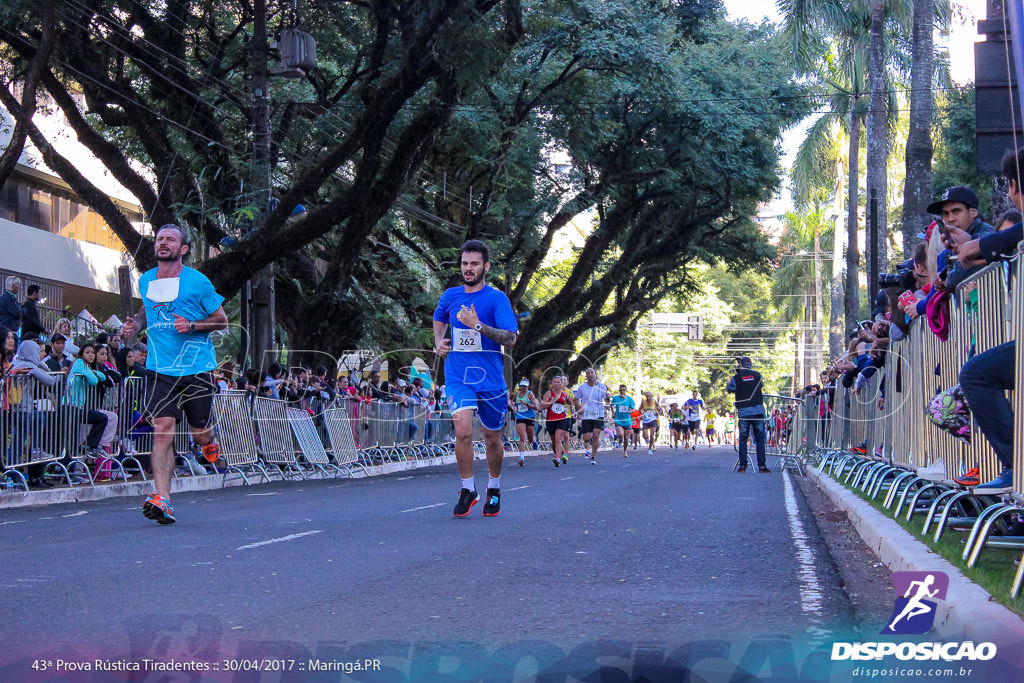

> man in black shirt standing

[
  {"left": 21, "top": 284, "right": 47, "bottom": 340},
  {"left": 727, "top": 356, "right": 770, "bottom": 473}
]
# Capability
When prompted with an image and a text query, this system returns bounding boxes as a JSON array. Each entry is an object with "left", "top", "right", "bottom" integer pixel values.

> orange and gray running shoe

[
  {"left": 142, "top": 494, "right": 176, "bottom": 524},
  {"left": 201, "top": 442, "right": 221, "bottom": 463},
  {"left": 953, "top": 468, "right": 980, "bottom": 487}
]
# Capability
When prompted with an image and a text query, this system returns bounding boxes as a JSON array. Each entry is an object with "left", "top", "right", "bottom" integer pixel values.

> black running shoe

[
  {"left": 453, "top": 488, "right": 478, "bottom": 517},
  {"left": 552, "top": 456, "right": 560, "bottom": 467},
  {"left": 737, "top": 466, "right": 747, "bottom": 473},
  {"left": 482, "top": 488, "right": 501, "bottom": 517},
  {"left": 758, "top": 466, "right": 772, "bottom": 473}
]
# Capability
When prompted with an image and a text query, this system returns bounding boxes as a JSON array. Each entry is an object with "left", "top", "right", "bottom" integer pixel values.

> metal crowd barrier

[
  {"left": 788, "top": 256, "right": 1024, "bottom": 596},
  {"left": 2, "top": 371, "right": 150, "bottom": 489},
  {"left": 3, "top": 376, "right": 576, "bottom": 493}
]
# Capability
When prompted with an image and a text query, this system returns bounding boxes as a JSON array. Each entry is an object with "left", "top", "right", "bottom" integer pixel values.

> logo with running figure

[{"left": 882, "top": 571, "right": 949, "bottom": 635}]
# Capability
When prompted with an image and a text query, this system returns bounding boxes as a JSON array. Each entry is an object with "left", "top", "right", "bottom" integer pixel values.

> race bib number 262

[{"left": 453, "top": 327, "right": 482, "bottom": 351}]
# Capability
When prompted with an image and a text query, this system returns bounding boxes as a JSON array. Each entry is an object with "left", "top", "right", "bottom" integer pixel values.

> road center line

[
  {"left": 236, "top": 530, "right": 323, "bottom": 550},
  {"left": 505, "top": 485, "right": 531, "bottom": 491},
  {"left": 246, "top": 492, "right": 282, "bottom": 497},
  {"left": 62, "top": 511, "right": 88, "bottom": 518},
  {"left": 561, "top": 476, "right": 575, "bottom": 481},
  {"left": 400, "top": 503, "right": 447, "bottom": 513},
  {"left": 782, "top": 472, "right": 824, "bottom": 617}
]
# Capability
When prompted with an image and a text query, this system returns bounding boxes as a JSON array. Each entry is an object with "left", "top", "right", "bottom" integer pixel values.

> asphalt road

[{"left": 0, "top": 445, "right": 882, "bottom": 681}]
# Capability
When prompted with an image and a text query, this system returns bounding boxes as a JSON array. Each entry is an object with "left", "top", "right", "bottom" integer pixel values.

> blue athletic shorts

[{"left": 446, "top": 383, "right": 508, "bottom": 431}]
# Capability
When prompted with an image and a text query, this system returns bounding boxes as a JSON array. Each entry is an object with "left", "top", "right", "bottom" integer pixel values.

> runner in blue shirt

[
  {"left": 433, "top": 240, "right": 518, "bottom": 517},
  {"left": 609, "top": 384, "right": 636, "bottom": 459},
  {"left": 121, "top": 225, "right": 228, "bottom": 524}
]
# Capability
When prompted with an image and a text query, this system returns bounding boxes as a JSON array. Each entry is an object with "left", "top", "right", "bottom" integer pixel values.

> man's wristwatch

[
  {"left": 473, "top": 323, "right": 483, "bottom": 332},
  {"left": 189, "top": 321, "right": 196, "bottom": 333}
]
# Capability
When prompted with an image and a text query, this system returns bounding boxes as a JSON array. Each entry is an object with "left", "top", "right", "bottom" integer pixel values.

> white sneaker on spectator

[{"left": 916, "top": 460, "right": 946, "bottom": 482}]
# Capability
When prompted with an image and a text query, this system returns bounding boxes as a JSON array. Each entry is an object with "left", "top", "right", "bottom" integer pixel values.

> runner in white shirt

[
  {"left": 638, "top": 391, "right": 662, "bottom": 454},
  {"left": 682, "top": 391, "right": 705, "bottom": 450},
  {"left": 574, "top": 367, "right": 611, "bottom": 465}
]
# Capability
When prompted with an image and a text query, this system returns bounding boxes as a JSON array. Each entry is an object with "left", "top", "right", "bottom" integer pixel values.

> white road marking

[
  {"left": 246, "top": 492, "right": 282, "bottom": 497},
  {"left": 396, "top": 476, "right": 414, "bottom": 481},
  {"left": 62, "top": 511, "right": 88, "bottom": 518},
  {"left": 236, "top": 530, "right": 323, "bottom": 550},
  {"left": 783, "top": 472, "right": 824, "bottom": 617},
  {"left": 561, "top": 476, "right": 575, "bottom": 481},
  {"left": 400, "top": 503, "right": 447, "bottom": 513},
  {"left": 505, "top": 485, "right": 531, "bottom": 491},
  {"left": 0, "top": 520, "right": 26, "bottom": 526}
]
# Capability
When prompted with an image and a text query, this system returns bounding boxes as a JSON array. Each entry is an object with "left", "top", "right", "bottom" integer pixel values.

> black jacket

[{"left": 21, "top": 298, "right": 46, "bottom": 339}]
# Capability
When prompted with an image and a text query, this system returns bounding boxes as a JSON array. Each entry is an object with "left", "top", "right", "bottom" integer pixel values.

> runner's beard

[
  {"left": 463, "top": 270, "right": 484, "bottom": 287},
  {"left": 155, "top": 249, "right": 179, "bottom": 262}
]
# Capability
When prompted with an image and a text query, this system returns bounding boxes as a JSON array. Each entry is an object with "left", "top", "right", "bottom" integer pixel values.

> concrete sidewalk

[{"left": 807, "top": 462, "right": 1024, "bottom": 668}]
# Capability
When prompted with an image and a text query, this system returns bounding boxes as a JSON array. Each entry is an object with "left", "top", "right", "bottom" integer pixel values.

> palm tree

[
  {"left": 900, "top": 0, "right": 951, "bottom": 255},
  {"left": 791, "top": 45, "right": 869, "bottom": 359},
  {"left": 900, "top": 0, "right": 934, "bottom": 257},
  {"left": 865, "top": 0, "right": 889, "bottom": 285},
  {"left": 774, "top": 206, "right": 835, "bottom": 389}
]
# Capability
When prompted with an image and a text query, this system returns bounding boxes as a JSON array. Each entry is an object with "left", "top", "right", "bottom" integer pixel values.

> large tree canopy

[{"left": 1, "top": 0, "right": 801, "bottom": 375}]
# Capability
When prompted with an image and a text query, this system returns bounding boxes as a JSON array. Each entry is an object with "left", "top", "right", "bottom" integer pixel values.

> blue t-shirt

[
  {"left": 139, "top": 266, "right": 225, "bottom": 377},
  {"left": 433, "top": 284, "right": 517, "bottom": 391},
  {"left": 683, "top": 398, "right": 704, "bottom": 421},
  {"left": 610, "top": 395, "right": 635, "bottom": 425}
]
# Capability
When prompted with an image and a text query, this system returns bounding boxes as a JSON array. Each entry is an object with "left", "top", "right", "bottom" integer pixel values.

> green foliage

[{"left": 932, "top": 85, "right": 994, "bottom": 220}]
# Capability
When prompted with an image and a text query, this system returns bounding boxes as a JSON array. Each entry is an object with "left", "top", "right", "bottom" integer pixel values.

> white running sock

[
  {"left": 488, "top": 476, "right": 500, "bottom": 490},
  {"left": 462, "top": 477, "right": 475, "bottom": 491}
]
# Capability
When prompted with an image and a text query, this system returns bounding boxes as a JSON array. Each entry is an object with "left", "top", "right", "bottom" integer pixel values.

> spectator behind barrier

[
  {"left": 91, "top": 344, "right": 121, "bottom": 457},
  {"left": 64, "top": 342, "right": 110, "bottom": 460},
  {"left": 43, "top": 333, "right": 72, "bottom": 374},
  {"left": 129, "top": 343, "right": 149, "bottom": 377},
  {"left": 3, "top": 329, "right": 16, "bottom": 359},
  {"left": 10, "top": 339, "right": 61, "bottom": 487},
  {"left": 20, "top": 284, "right": 46, "bottom": 341},
  {"left": 0, "top": 275, "right": 23, "bottom": 335},
  {"left": 926, "top": 185, "right": 995, "bottom": 292},
  {"left": 51, "top": 318, "right": 78, "bottom": 358},
  {"left": 942, "top": 147, "right": 1024, "bottom": 492}
]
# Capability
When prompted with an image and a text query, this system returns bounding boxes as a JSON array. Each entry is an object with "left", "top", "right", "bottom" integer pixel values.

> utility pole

[{"left": 250, "top": 0, "right": 274, "bottom": 376}]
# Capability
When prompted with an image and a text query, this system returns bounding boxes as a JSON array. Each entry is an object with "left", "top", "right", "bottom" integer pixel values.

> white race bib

[
  {"left": 145, "top": 277, "right": 180, "bottom": 303},
  {"left": 642, "top": 410, "right": 656, "bottom": 422},
  {"left": 453, "top": 327, "right": 482, "bottom": 352},
  {"left": 550, "top": 403, "right": 566, "bottom": 415}
]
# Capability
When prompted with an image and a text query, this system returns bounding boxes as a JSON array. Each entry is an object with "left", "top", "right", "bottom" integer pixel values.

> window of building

[{"left": 0, "top": 174, "right": 142, "bottom": 251}]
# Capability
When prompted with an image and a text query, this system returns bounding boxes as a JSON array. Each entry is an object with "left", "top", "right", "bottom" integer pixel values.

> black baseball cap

[
  {"left": 926, "top": 186, "right": 979, "bottom": 215},
  {"left": 736, "top": 356, "right": 752, "bottom": 367}
]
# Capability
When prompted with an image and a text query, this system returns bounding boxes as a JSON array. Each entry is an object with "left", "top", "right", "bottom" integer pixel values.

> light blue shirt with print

[{"left": 139, "top": 266, "right": 224, "bottom": 377}]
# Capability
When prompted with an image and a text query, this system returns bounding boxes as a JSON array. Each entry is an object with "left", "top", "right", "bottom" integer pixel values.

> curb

[
  {"left": 806, "top": 463, "right": 1024, "bottom": 664},
  {"left": 0, "top": 447, "right": 570, "bottom": 510}
]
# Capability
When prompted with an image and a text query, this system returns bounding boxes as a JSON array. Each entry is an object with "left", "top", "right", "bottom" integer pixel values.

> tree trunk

[
  {"left": 845, "top": 108, "right": 861, "bottom": 332},
  {"left": 866, "top": 0, "right": 888, "bottom": 275},
  {"left": 830, "top": 154, "right": 845, "bottom": 361},
  {"left": 901, "top": 0, "right": 934, "bottom": 257},
  {"left": 813, "top": 226, "right": 823, "bottom": 381},
  {"left": 793, "top": 331, "right": 801, "bottom": 397}
]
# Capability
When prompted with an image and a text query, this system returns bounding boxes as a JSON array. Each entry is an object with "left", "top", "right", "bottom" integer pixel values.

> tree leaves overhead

[{"left": 1, "top": 0, "right": 799, "bottom": 371}]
